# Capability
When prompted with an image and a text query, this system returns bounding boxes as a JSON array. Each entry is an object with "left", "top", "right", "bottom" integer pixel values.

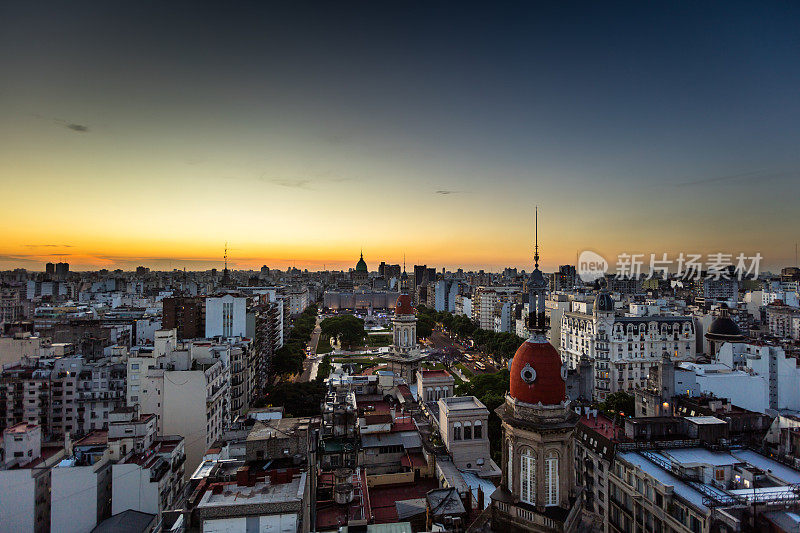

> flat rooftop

[
  {"left": 685, "top": 416, "right": 726, "bottom": 425},
  {"left": 4, "top": 422, "right": 38, "bottom": 434},
  {"left": 419, "top": 369, "right": 453, "bottom": 379},
  {"left": 440, "top": 396, "right": 486, "bottom": 411},
  {"left": 198, "top": 473, "right": 306, "bottom": 508}
]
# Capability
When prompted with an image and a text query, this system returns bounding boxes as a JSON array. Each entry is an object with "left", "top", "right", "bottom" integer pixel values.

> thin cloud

[
  {"left": 675, "top": 170, "right": 797, "bottom": 187},
  {"left": 66, "top": 123, "right": 89, "bottom": 133},
  {"left": 436, "top": 189, "right": 462, "bottom": 195},
  {"left": 264, "top": 177, "right": 314, "bottom": 189},
  {"left": 23, "top": 244, "right": 74, "bottom": 248},
  {"left": 52, "top": 118, "right": 90, "bottom": 133}
]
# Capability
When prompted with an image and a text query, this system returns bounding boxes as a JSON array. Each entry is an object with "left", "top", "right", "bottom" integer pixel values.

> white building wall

[
  {"left": 205, "top": 295, "right": 248, "bottom": 338},
  {"left": 51, "top": 466, "right": 99, "bottom": 533},
  {"left": 675, "top": 366, "right": 771, "bottom": 413},
  {"left": 136, "top": 318, "right": 162, "bottom": 345},
  {"left": 203, "top": 513, "right": 298, "bottom": 533},
  {"left": 0, "top": 470, "right": 36, "bottom": 532},
  {"left": 112, "top": 463, "right": 159, "bottom": 516},
  {"left": 162, "top": 371, "right": 216, "bottom": 479}
]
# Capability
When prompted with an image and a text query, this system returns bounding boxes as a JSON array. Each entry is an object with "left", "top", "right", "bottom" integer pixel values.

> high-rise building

[
  {"left": 205, "top": 294, "right": 248, "bottom": 338},
  {"left": 162, "top": 296, "right": 206, "bottom": 340},
  {"left": 414, "top": 264, "right": 427, "bottom": 287},
  {"left": 45, "top": 262, "right": 55, "bottom": 276},
  {"left": 55, "top": 262, "right": 70, "bottom": 277}
]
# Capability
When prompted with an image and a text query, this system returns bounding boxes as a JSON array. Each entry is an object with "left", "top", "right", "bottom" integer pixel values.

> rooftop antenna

[
  {"left": 224, "top": 242, "right": 228, "bottom": 271},
  {"left": 534, "top": 206, "right": 540, "bottom": 270}
]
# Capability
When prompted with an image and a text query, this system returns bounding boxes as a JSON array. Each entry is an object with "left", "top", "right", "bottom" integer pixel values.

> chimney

[
  {"left": 477, "top": 486, "right": 484, "bottom": 510},
  {"left": 236, "top": 466, "right": 250, "bottom": 487},
  {"left": 64, "top": 432, "right": 73, "bottom": 457}
]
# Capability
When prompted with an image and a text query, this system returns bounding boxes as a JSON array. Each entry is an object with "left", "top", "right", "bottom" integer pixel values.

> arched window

[
  {"left": 453, "top": 422, "right": 461, "bottom": 440},
  {"left": 427, "top": 388, "right": 433, "bottom": 402},
  {"left": 520, "top": 448, "right": 536, "bottom": 505},
  {"left": 545, "top": 451, "right": 559, "bottom": 506},
  {"left": 473, "top": 420, "right": 482, "bottom": 439},
  {"left": 403, "top": 329, "right": 409, "bottom": 346},
  {"left": 463, "top": 421, "right": 472, "bottom": 440},
  {"left": 507, "top": 441, "right": 514, "bottom": 491}
]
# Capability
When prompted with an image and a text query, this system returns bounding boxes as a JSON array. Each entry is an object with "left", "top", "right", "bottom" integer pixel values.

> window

[
  {"left": 507, "top": 441, "right": 514, "bottom": 491},
  {"left": 545, "top": 451, "right": 559, "bottom": 506},
  {"left": 474, "top": 420, "right": 482, "bottom": 439},
  {"left": 464, "top": 422, "right": 472, "bottom": 440},
  {"left": 453, "top": 422, "right": 462, "bottom": 440},
  {"left": 521, "top": 448, "right": 536, "bottom": 505}
]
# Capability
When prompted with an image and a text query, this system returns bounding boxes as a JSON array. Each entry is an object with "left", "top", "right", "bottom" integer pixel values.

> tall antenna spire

[
  {"left": 224, "top": 242, "right": 228, "bottom": 271},
  {"left": 534, "top": 206, "right": 540, "bottom": 269},
  {"left": 403, "top": 253, "right": 406, "bottom": 272}
]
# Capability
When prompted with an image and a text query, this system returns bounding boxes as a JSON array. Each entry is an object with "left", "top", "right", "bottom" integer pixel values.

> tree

[
  {"left": 599, "top": 391, "right": 635, "bottom": 418},
  {"left": 416, "top": 315, "right": 434, "bottom": 340},
  {"left": 320, "top": 315, "right": 365, "bottom": 349},
  {"left": 271, "top": 343, "right": 304, "bottom": 376},
  {"left": 256, "top": 381, "right": 326, "bottom": 417}
]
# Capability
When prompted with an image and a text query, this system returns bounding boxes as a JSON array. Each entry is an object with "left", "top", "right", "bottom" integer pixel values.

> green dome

[{"left": 356, "top": 252, "right": 368, "bottom": 273}]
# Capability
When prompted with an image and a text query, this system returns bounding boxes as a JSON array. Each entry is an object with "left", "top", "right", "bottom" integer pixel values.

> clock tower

[{"left": 488, "top": 211, "right": 581, "bottom": 532}]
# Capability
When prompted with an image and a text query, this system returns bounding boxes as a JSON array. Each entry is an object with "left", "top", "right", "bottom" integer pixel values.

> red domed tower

[
  {"left": 508, "top": 336, "right": 566, "bottom": 406},
  {"left": 490, "top": 209, "right": 579, "bottom": 532}
]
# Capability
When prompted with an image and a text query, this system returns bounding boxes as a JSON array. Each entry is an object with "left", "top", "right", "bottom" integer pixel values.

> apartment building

[
  {"left": 0, "top": 357, "right": 126, "bottom": 440},
  {"left": 0, "top": 423, "right": 65, "bottom": 533},
  {"left": 205, "top": 293, "right": 248, "bottom": 338},
  {"left": 560, "top": 290, "right": 695, "bottom": 401},
  {"left": 137, "top": 349, "right": 228, "bottom": 479},
  {"left": 162, "top": 295, "right": 206, "bottom": 340},
  {"left": 112, "top": 434, "right": 186, "bottom": 518},
  {"left": 286, "top": 286, "right": 310, "bottom": 316},
  {"left": 765, "top": 301, "right": 800, "bottom": 340},
  {"left": 472, "top": 286, "right": 517, "bottom": 331}
]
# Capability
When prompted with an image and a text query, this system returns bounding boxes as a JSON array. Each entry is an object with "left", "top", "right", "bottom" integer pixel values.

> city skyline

[{"left": 2, "top": 2, "right": 799, "bottom": 271}]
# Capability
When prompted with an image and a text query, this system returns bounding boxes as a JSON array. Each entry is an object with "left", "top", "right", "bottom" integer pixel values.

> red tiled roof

[
  {"left": 579, "top": 414, "right": 627, "bottom": 441},
  {"left": 369, "top": 479, "right": 439, "bottom": 524},
  {"left": 390, "top": 417, "right": 416, "bottom": 432},
  {"left": 400, "top": 452, "right": 427, "bottom": 468},
  {"left": 420, "top": 369, "right": 452, "bottom": 379},
  {"left": 75, "top": 430, "right": 108, "bottom": 447}
]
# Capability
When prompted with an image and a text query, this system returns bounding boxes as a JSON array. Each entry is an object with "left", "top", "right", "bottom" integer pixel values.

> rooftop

[
  {"left": 75, "top": 430, "right": 108, "bottom": 447},
  {"left": 199, "top": 475, "right": 306, "bottom": 508},
  {"left": 440, "top": 396, "right": 486, "bottom": 412},
  {"left": 684, "top": 415, "right": 726, "bottom": 425},
  {"left": 579, "top": 413, "right": 626, "bottom": 441},
  {"left": 3, "top": 422, "right": 38, "bottom": 435},
  {"left": 419, "top": 369, "right": 453, "bottom": 380}
]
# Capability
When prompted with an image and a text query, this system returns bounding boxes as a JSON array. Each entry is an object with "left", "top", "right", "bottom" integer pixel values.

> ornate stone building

[
  {"left": 382, "top": 267, "right": 426, "bottom": 381},
  {"left": 488, "top": 213, "right": 583, "bottom": 532}
]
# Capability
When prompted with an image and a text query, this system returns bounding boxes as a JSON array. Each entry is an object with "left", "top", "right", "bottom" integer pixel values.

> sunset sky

[{"left": 1, "top": 2, "right": 799, "bottom": 272}]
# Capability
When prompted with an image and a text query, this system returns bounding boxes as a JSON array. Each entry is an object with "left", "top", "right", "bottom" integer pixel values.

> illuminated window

[
  {"left": 521, "top": 448, "right": 536, "bottom": 505},
  {"left": 545, "top": 451, "right": 559, "bottom": 506}
]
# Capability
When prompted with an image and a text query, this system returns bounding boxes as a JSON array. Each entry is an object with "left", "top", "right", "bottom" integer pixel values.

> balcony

[
  {"left": 171, "top": 454, "right": 186, "bottom": 472},
  {"left": 149, "top": 458, "right": 170, "bottom": 483}
]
